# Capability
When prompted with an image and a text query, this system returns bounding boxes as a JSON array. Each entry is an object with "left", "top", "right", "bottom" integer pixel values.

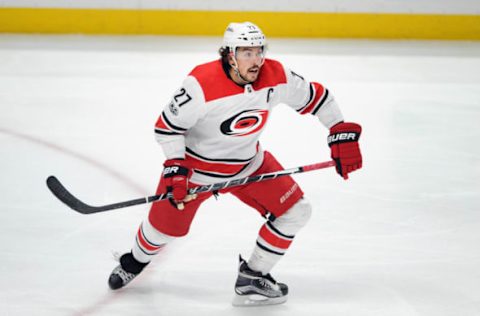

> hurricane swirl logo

[{"left": 220, "top": 109, "right": 269, "bottom": 137}]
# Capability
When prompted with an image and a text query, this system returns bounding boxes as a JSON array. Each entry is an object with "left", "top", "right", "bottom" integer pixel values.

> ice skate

[
  {"left": 108, "top": 252, "right": 148, "bottom": 290},
  {"left": 232, "top": 256, "right": 288, "bottom": 306}
]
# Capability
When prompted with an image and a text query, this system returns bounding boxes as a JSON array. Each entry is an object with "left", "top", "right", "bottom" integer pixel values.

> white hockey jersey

[{"left": 154, "top": 59, "right": 343, "bottom": 185}]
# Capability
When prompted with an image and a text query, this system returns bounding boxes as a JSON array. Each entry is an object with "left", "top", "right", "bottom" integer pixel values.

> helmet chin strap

[{"left": 230, "top": 55, "right": 252, "bottom": 85}]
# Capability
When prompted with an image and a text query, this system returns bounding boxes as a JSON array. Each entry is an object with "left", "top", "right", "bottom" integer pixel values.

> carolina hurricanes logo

[{"left": 220, "top": 109, "right": 269, "bottom": 137}]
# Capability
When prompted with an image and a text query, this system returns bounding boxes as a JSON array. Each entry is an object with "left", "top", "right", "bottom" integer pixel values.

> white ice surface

[{"left": 0, "top": 35, "right": 479, "bottom": 316}]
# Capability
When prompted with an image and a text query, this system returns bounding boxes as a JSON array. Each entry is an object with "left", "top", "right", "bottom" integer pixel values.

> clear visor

[{"left": 234, "top": 47, "right": 265, "bottom": 62}]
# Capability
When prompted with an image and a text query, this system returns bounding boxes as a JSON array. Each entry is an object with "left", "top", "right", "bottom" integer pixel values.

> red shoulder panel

[
  {"left": 189, "top": 60, "right": 243, "bottom": 102},
  {"left": 188, "top": 59, "right": 287, "bottom": 102},
  {"left": 253, "top": 59, "right": 287, "bottom": 90}
]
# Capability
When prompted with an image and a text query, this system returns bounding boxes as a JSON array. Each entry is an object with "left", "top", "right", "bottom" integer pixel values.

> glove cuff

[
  {"left": 163, "top": 159, "right": 191, "bottom": 178},
  {"left": 328, "top": 122, "right": 361, "bottom": 147}
]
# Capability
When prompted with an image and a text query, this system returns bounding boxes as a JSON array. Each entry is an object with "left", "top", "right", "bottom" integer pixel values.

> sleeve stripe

[
  {"left": 298, "top": 82, "right": 325, "bottom": 115},
  {"left": 161, "top": 112, "right": 188, "bottom": 132},
  {"left": 296, "top": 83, "right": 315, "bottom": 113},
  {"left": 154, "top": 128, "right": 183, "bottom": 136},
  {"left": 311, "top": 89, "right": 329, "bottom": 115}
]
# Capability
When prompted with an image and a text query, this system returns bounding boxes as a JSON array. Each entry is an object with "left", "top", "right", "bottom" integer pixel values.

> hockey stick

[{"left": 46, "top": 160, "right": 335, "bottom": 215}]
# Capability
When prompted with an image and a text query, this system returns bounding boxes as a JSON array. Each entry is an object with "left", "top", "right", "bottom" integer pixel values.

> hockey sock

[
  {"left": 248, "top": 198, "right": 312, "bottom": 274},
  {"left": 248, "top": 221, "right": 293, "bottom": 274},
  {"left": 132, "top": 220, "right": 175, "bottom": 263}
]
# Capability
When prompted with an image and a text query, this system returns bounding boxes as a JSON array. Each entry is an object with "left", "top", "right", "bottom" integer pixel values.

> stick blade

[{"left": 46, "top": 176, "right": 101, "bottom": 214}]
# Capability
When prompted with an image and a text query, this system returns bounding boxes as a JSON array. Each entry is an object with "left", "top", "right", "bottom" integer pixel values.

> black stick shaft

[{"left": 46, "top": 160, "right": 335, "bottom": 214}]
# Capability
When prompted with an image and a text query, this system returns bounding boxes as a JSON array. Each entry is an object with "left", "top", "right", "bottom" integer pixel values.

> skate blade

[
  {"left": 232, "top": 293, "right": 288, "bottom": 307},
  {"left": 112, "top": 251, "right": 121, "bottom": 261}
]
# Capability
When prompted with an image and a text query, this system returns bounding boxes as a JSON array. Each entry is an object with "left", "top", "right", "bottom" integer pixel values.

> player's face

[{"left": 234, "top": 47, "right": 265, "bottom": 83}]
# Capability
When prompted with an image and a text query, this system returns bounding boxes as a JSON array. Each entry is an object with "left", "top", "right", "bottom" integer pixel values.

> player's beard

[{"left": 244, "top": 66, "right": 260, "bottom": 83}]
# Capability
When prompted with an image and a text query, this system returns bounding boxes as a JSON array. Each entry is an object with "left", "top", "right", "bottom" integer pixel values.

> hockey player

[{"left": 108, "top": 22, "right": 362, "bottom": 306}]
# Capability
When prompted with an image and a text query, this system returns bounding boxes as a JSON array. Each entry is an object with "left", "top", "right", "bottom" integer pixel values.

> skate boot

[
  {"left": 108, "top": 252, "right": 148, "bottom": 290},
  {"left": 232, "top": 255, "right": 288, "bottom": 306}
]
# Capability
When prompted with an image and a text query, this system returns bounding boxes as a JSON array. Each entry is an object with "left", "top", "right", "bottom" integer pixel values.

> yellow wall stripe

[{"left": 1, "top": 8, "right": 479, "bottom": 40}]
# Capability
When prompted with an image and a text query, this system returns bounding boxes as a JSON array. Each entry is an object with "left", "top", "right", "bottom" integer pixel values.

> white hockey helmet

[{"left": 222, "top": 21, "right": 266, "bottom": 53}]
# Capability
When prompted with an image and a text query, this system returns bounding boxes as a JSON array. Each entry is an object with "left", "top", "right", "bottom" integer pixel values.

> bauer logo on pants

[
  {"left": 280, "top": 183, "right": 299, "bottom": 204},
  {"left": 220, "top": 109, "right": 269, "bottom": 137}
]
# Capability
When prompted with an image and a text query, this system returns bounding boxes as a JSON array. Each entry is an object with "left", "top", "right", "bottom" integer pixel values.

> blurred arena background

[{"left": 1, "top": 0, "right": 479, "bottom": 40}]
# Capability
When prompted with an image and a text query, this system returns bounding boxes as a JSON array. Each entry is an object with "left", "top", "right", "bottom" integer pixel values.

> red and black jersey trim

[
  {"left": 186, "top": 147, "right": 254, "bottom": 163},
  {"left": 161, "top": 112, "right": 188, "bottom": 132},
  {"left": 297, "top": 82, "right": 329, "bottom": 115},
  {"left": 185, "top": 147, "right": 256, "bottom": 178},
  {"left": 154, "top": 112, "right": 188, "bottom": 136},
  {"left": 194, "top": 164, "right": 251, "bottom": 178},
  {"left": 296, "top": 83, "right": 315, "bottom": 113},
  {"left": 311, "top": 89, "right": 329, "bottom": 115},
  {"left": 154, "top": 129, "right": 182, "bottom": 136}
]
